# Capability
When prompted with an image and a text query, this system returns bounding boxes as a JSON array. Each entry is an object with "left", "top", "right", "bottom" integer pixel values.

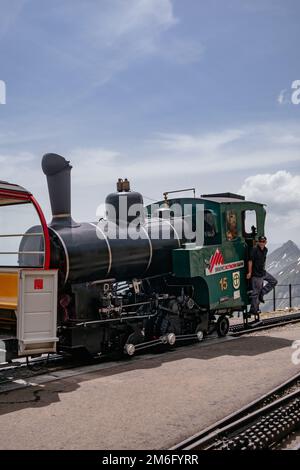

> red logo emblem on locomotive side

[
  {"left": 208, "top": 248, "right": 224, "bottom": 273},
  {"left": 206, "top": 249, "right": 244, "bottom": 276}
]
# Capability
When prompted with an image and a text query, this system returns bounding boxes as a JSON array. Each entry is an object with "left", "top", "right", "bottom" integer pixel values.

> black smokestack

[{"left": 42, "top": 153, "right": 76, "bottom": 227}]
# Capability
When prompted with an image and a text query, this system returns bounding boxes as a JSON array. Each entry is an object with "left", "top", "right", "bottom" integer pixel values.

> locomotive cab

[
  {"left": 150, "top": 192, "right": 266, "bottom": 322},
  {"left": 0, "top": 181, "right": 58, "bottom": 361}
]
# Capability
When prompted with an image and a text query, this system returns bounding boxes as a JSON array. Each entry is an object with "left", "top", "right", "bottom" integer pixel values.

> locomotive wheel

[
  {"left": 216, "top": 316, "right": 230, "bottom": 337},
  {"left": 195, "top": 324, "right": 205, "bottom": 342},
  {"left": 124, "top": 331, "right": 144, "bottom": 357}
]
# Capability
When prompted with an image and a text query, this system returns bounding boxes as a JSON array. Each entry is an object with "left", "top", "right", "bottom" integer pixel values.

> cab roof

[
  {"left": 200, "top": 192, "right": 245, "bottom": 202},
  {"left": 0, "top": 180, "right": 30, "bottom": 195},
  {"left": 160, "top": 194, "right": 265, "bottom": 207}
]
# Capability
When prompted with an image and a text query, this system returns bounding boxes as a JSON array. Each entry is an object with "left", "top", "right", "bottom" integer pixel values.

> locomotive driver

[{"left": 246, "top": 236, "right": 277, "bottom": 315}]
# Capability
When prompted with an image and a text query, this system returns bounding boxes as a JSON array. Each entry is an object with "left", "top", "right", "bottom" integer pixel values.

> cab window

[
  {"left": 204, "top": 209, "right": 219, "bottom": 245},
  {"left": 226, "top": 209, "right": 238, "bottom": 241},
  {"left": 242, "top": 210, "right": 257, "bottom": 238}
]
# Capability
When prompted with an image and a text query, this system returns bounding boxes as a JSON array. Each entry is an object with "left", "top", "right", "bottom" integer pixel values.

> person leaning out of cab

[{"left": 246, "top": 236, "right": 277, "bottom": 315}]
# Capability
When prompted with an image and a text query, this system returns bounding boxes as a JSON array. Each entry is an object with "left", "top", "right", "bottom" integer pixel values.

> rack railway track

[
  {"left": 229, "top": 312, "right": 300, "bottom": 336},
  {"left": 171, "top": 371, "right": 300, "bottom": 450}
]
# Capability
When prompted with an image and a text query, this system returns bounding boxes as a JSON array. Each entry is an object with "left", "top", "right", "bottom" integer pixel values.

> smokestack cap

[
  {"left": 42, "top": 152, "right": 78, "bottom": 228},
  {"left": 42, "top": 153, "right": 72, "bottom": 176}
]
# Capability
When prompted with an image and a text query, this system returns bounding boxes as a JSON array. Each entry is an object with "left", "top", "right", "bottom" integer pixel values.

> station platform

[{"left": 0, "top": 323, "right": 299, "bottom": 450}]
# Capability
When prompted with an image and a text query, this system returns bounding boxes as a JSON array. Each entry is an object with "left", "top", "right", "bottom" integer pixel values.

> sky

[{"left": 0, "top": 0, "right": 300, "bottom": 245}]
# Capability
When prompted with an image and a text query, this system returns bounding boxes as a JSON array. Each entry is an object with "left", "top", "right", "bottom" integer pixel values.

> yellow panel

[{"left": 0, "top": 272, "right": 18, "bottom": 310}]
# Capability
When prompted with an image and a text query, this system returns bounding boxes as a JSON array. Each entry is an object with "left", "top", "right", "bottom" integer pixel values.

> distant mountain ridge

[
  {"left": 267, "top": 240, "right": 300, "bottom": 275},
  {"left": 264, "top": 240, "right": 300, "bottom": 310}
]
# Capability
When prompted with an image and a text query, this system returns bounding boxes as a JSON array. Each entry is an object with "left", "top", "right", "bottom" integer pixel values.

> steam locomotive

[{"left": 0, "top": 153, "right": 266, "bottom": 360}]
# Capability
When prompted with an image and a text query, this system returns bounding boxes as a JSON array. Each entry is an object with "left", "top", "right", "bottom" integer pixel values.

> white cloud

[
  {"left": 47, "top": 121, "right": 300, "bottom": 194},
  {"left": 147, "top": 122, "right": 300, "bottom": 172},
  {"left": 239, "top": 171, "right": 300, "bottom": 241},
  {"left": 37, "top": 0, "right": 203, "bottom": 85},
  {"left": 1, "top": 120, "right": 299, "bottom": 241},
  {"left": 97, "top": 0, "right": 203, "bottom": 69},
  {"left": 272, "top": 134, "right": 300, "bottom": 145},
  {"left": 70, "top": 147, "right": 121, "bottom": 185},
  {"left": 102, "top": 0, "right": 178, "bottom": 39},
  {"left": 239, "top": 171, "right": 300, "bottom": 212},
  {"left": 0, "top": 150, "right": 48, "bottom": 213},
  {"left": 154, "top": 129, "right": 245, "bottom": 152},
  {"left": 0, "top": 151, "right": 35, "bottom": 168},
  {"left": 70, "top": 147, "right": 120, "bottom": 164},
  {"left": 2, "top": 121, "right": 299, "bottom": 191}
]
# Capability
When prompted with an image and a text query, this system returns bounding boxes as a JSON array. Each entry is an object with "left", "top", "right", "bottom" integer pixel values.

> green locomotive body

[{"left": 150, "top": 193, "right": 266, "bottom": 316}]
